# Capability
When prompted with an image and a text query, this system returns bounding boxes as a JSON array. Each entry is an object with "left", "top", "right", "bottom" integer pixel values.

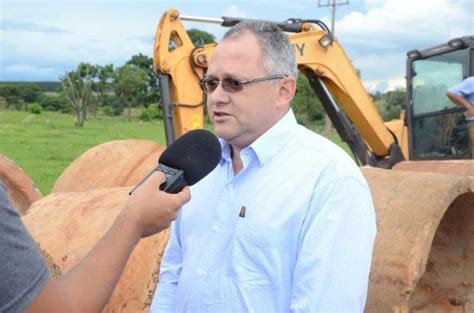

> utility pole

[
  {"left": 318, "top": 0, "right": 349, "bottom": 137},
  {"left": 318, "top": 0, "right": 349, "bottom": 34}
]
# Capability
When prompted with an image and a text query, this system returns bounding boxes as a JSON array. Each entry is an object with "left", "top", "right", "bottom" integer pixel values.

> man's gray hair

[{"left": 223, "top": 21, "right": 298, "bottom": 78}]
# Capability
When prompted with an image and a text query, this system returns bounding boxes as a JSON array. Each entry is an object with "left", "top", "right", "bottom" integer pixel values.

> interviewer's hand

[{"left": 123, "top": 171, "right": 191, "bottom": 238}]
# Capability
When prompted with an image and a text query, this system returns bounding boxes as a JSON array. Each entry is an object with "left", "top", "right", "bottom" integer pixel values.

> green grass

[
  {"left": 0, "top": 110, "right": 166, "bottom": 194},
  {"left": 0, "top": 110, "right": 350, "bottom": 195}
]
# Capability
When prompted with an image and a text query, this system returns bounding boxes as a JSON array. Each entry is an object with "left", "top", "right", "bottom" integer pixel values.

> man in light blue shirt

[
  {"left": 446, "top": 76, "right": 474, "bottom": 157},
  {"left": 151, "top": 20, "right": 377, "bottom": 312}
]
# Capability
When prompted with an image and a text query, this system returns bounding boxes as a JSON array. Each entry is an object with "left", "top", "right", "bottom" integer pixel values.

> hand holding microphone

[
  {"left": 129, "top": 129, "right": 222, "bottom": 195},
  {"left": 125, "top": 129, "right": 221, "bottom": 237},
  {"left": 124, "top": 171, "right": 191, "bottom": 238}
]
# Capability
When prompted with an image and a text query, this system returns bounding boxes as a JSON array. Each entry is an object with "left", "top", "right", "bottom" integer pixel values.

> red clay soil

[
  {"left": 23, "top": 187, "right": 171, "bottom": 312},
  {"left": 53, "top": 140, "right": 165, "bottom": 193},
  {"left": 0, "top": 154, "right": 42, "bottom": 214}
]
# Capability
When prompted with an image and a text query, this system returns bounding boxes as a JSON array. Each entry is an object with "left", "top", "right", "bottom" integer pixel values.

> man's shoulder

[{"left": 289, "top": 125, "right": 365, "bottom": 179}]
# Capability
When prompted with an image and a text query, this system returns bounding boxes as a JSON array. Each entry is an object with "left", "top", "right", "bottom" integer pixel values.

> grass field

[
  {"left": 0, "top": 109, "right": 349, "bottom": 195},
  {"left": 0, "top": 110, "right": 167, "bottom": 194}
]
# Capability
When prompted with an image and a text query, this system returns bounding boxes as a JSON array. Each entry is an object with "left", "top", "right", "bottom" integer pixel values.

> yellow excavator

[
  {"left": 8, "top": 8, "right": 472, "bottom": 313},
  {"left": 154, "top": 9, "right": 473, "bottom": 169},
  {"left": 152, "top": 8, "right": 474, "bottom": 313}
]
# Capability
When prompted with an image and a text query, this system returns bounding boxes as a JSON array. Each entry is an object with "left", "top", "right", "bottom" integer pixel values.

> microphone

[{"left": 129, "top": 129, "right": 221, "bottom": 194}]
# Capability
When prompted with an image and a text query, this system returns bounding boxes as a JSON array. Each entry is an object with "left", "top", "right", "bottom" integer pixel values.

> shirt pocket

[{"left": 228, "top": 218, "right": 290, "bottom": 285}]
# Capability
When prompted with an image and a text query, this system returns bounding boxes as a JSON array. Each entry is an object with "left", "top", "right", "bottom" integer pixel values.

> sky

[{"left": 0, "top": 0, "right": 472, "bottom": 92}]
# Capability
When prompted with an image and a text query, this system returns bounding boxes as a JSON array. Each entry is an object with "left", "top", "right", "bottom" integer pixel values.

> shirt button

[
  {"left": 197, "top": 269, "right": 206, "bottom": 277},
  {"left": 211, "top": 225, "right": 219, "bottom": 232},
  {"left": 227, "top": 184, "right": 234, "bottom": 191}
]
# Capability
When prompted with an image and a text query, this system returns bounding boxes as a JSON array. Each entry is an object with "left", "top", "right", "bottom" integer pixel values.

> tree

[
  {"left": 95, "top": 64, "right": 115, "bottom": 111},
  {"left": 0, "top": 83, "right": 42, "bottom": 110},
  {"left": 60, "top": 63, "right": 95, "bottom": 127},
  {"left": 384, "top": 89, "right": 406, "bottom": 121},
  {"left": 292, "top": 74, "right": 324, "bottom": 127},
  {"left": 187, "top": 29, "right": 216, "bottom": 46},
  {"left": 126, "top": 54, "right": 159, "bottom": 106},
  {"left": 114, "top": 64, "right": 148, "bottom": 121},
  {"left": 371, "top": 88, "right": 406, "bottom": 121}
]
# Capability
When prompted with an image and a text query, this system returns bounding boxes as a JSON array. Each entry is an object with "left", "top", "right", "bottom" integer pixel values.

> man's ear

[{"left": 277, "top": 76, "right": 297, "bottom": 107}]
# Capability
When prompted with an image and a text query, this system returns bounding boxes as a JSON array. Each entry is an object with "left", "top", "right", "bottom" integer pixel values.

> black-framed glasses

[{"left": 199, "top": 75, "right": 288, "bottom": 93}]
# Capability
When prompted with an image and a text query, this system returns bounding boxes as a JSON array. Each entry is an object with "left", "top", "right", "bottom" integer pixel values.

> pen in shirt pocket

[{"left": 239, "top": 206, "right": 246, "bottom": 218}]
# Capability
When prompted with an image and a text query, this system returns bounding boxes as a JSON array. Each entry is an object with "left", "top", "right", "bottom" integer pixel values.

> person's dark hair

[{"left": 223, "top": 21, "right": 298, "bottom": 78}]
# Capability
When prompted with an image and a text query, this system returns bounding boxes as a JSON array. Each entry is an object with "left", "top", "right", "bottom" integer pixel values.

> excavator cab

[{"left": 406, "top": 36, "right": 473, "bottom": 160}]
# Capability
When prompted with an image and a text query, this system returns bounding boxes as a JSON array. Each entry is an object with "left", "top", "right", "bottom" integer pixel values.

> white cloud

[
  {"left": 223, "top": 5, "right": 252, "bottom": 19},
  {"left": 1, "top": 21, "right": 69, "bottom": 33},
  {"left": 363, "top": 77, "right": 406, "bottom": 93},
  {"left": 0, "top": 0, "right": 472, "bottom": 89},
  {"left": 1, "top": 64, "right": 57, "bottom": 80},
  {"left": 335, "top": 0, "right": 473, "bottom": 91}
]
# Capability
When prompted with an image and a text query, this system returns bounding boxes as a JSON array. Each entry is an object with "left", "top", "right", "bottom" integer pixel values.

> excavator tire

[
  {"left": 363, "top": 167, "right": 473, "bottom": 313},
  {"left": 23, "top": 186, "right": 170, "bottom": 313},
  {"left": 0, "top": 154, "right": 42, "bottom": 214},
  {"left": 52, "top": 140, "right": 164, "bottom": 193}
]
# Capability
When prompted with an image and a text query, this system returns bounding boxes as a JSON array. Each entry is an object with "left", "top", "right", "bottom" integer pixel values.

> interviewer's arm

[{"left": 26, "top": 172, "right": 190, "bottom": 313}]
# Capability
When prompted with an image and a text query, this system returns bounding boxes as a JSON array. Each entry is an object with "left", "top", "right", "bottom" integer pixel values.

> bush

[
  {"left": 39, "top": 94, "right": 69, "bottom": 113},
  {"left": 102, "top": 105, "right": 115, "bottom": 117},
  {"left": 139, "top": 105, "right": 160, "bottom": 121},
  {"left": 28, "top": 103, "right": 42, "bottom": 114},
  {"left": 110, "top": 97, "right": 124, "bottom": 116},
  {"left": 0, "top": 84, "right": 42, "bottom": 109}
]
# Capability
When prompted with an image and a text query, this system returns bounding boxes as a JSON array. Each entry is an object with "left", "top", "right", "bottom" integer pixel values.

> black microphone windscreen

[{"left": 159, "top": 129, "right": 221, "bottom": 186}]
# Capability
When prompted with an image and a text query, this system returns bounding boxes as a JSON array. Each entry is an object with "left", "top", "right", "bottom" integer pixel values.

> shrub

[
  {"left": 39, "top": 94, "right": 69, "bottom": 113},
  {"left": 28, "top": 103, "right": 42, "bottom": 114},
  {"left": 102, "top": 105, "right": 115, "bottom": 117},
  {"left": 139, "top": 105, "right": 160, "bottom": 121}
]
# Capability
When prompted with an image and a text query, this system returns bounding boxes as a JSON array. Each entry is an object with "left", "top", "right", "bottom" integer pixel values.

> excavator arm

[{"left": 153, "top": 8, "right": 407, "bottom": 167}]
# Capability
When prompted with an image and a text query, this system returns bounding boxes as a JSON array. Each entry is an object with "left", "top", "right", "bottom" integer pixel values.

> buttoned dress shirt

[{"left": 150, "top": 109, "right": 377, "bottom": 313}]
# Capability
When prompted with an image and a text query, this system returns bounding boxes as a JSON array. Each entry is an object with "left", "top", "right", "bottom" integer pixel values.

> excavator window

[{"left": 410, "top": 47, "right": 470, "bottom": 159}]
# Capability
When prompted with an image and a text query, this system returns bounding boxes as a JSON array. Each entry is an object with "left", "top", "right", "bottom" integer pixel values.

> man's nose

[{"left": 208, "top": 82, "right": 230, "bottom": 105}]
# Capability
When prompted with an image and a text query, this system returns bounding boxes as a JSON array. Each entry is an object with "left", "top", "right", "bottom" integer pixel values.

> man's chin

[{"left": 213, "top": 126, "right": 233, "bottom": 141}]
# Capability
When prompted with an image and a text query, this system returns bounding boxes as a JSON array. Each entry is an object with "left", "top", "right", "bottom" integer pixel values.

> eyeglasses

[{"left": 199, "top": 75, "right": 288, "bottom": 93}]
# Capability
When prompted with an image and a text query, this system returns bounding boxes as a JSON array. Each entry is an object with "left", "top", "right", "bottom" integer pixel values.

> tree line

[{"left": 0, "top": 28, "right": 406, "bottom": 128}]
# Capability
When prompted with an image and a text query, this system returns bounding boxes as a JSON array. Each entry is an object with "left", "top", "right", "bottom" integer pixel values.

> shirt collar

[{"left": 218, "top": 108, "right": 298, "bottom": 166}]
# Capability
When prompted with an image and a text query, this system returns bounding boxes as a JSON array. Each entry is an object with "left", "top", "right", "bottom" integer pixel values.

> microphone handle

[
  {"left": 156, "top": 164, "right": 186, "bottom": 194},
  {"left": 128, "top": 164, "right": 186, "bottom": 195}
]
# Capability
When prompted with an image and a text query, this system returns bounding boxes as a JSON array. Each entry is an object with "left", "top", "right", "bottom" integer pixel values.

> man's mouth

[{"left": 214, "top": 112, "right": 229, "bottom": 117}]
